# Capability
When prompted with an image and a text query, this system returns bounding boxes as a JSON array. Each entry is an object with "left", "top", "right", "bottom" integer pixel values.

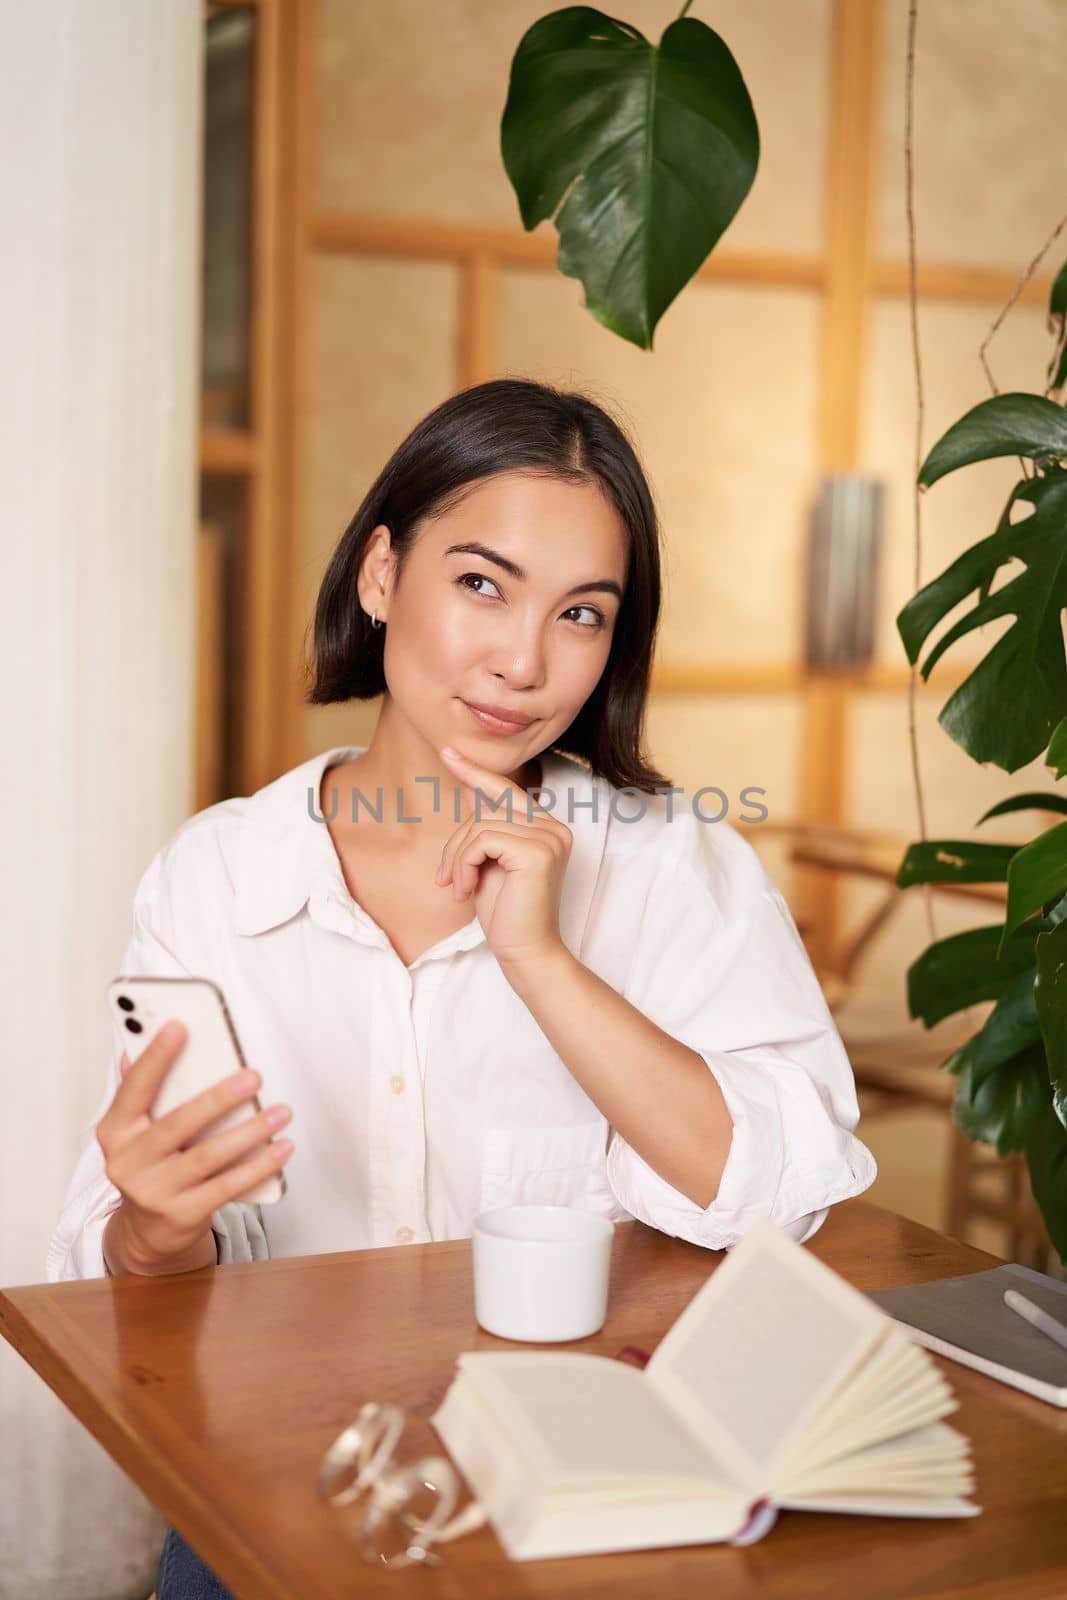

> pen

[{"left": 1003, "top": 1289, "right": 1067, "bottom": 1354}]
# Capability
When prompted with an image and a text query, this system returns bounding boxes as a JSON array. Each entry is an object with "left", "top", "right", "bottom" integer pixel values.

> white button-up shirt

[{"left": 46, "top": 745, "right": 876, "bottom": 1282}]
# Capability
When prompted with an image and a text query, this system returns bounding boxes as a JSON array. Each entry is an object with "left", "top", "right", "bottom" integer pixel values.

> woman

[{"left": 48, "top": 378, "right": 875, "bottom": 1595}]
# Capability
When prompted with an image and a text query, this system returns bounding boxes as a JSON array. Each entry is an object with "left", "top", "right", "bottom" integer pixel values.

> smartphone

[{"left": 106, "top": 976, "right": 286, "bottom": 1205}]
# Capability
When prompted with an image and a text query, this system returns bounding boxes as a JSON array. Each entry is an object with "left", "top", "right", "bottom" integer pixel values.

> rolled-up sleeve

[
  {"left": 604, "top": 820, "right": 876, "bottom": 1252},
  {"left": 45, "top": 849, "right": 270, "bottom": 1282}
]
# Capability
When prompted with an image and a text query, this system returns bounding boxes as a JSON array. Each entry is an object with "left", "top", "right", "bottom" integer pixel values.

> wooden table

[{"left": 3, "top": 1201, "right": 1065, "bottom": 1599}]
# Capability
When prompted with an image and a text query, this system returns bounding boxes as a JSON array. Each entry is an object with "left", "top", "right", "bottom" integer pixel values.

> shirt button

[
  {"left": 395, "top": 1226, "right": 414, "bottom": 1243},
  {"left": 389, "top": 1075, "right": 405, "bottom": 1094}
]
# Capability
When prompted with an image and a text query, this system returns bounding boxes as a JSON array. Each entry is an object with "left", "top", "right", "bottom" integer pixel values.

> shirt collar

[{"left": 227, "top": 744, "right": 610, "bottom": 958}]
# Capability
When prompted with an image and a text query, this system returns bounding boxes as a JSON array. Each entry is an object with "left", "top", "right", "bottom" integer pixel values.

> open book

[{"left": 431, "top": 1220, "right": 979, "bottom": 1561}]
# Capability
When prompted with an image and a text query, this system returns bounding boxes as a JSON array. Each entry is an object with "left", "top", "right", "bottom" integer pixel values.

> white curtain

[{"left": 0, "top": 3, "right": 201, "bottom": 1595}]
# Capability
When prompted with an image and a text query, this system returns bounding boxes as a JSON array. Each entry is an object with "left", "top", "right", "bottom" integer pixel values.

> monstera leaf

[
  {"left": 1049, "top": 262, "right": 1067, "bottom": 394},
  {"left": 1048, "top": 716, "right": 1067, "bottom": 779},
  {"left": 969, "top": 967, "right": 1044, "bottom": 1094},
  {"left": 896, "top": 839, "right": 1016, "bottom": 890},
  {"left": 949, "top": 1039, "right": 1047, "bottom": 1156},
  {"left": 907, "top": 922, "right": 1043, "bottom": 1027},
  {"left": 897, "top": 471, "right": 1067, "bottom": 770},
  {"left": 1034, "top": 916, "right": 1067, "bottom": 1127},
  {"left": 915, "top": 393, "right": 1067, "bottom": 488},
  {"left": 501, "top": 6, "right": 759, "bottom": 349},
  {"left": 1024, "top": 1087, "right": 1067, "bottom": 1261},
  {"left": 1003, "top": 820, "right": 1067, "bottom": 942},
  {"left": 977, "top": 791, "right": 1067, "bottom": 822},
  {"left": 947, "top": 1033, "right": 1067, "bottom": 1261},
  {"left": 1049, "top": 720, "right": 1067, "bottom": 780}
]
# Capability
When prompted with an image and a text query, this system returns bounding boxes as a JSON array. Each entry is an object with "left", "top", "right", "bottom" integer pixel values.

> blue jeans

[{"left": 156, "top": 1525, "right": 236, "bottom": 1599}]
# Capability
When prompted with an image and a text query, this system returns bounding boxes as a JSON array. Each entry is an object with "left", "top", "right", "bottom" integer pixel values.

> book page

[
  {"left": 457, "top": 1352, "right": 738, "bottom": 1495},
  {"left": 777, "top": 1332, "right": 953, "bottom": 1479},
  {"left": 646, "top": 1220, "right": 889, "bottom": 1489},
  {"left": 786, "top": 1422, "right": 974, "bottom": 1498}
]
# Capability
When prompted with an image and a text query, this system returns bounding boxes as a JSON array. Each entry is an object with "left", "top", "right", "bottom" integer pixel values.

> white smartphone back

[{"left": 107, "top": 976, "right": 285, "bottom": 1206}]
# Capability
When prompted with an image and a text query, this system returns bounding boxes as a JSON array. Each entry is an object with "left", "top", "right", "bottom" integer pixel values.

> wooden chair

[{"left": 763, "top": 822, "right": 1055, "bottom": 1268}]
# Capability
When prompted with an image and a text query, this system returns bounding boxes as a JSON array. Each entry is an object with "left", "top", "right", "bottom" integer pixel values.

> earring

[{"left": 371, "top": 609, "right": 384, "bottom": 630}]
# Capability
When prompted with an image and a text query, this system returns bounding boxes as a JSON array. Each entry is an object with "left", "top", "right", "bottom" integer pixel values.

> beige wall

[{"left": 302, "top": 0, "right": 1067, "bottom": 1023}]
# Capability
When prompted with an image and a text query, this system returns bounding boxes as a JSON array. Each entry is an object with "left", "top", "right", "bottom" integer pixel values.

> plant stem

[
  {"left": 676, "top": 1, "right": 695, "bottom": 17},
  {"left": 904, "top": 0, "right": 936, "bottom": 947}
]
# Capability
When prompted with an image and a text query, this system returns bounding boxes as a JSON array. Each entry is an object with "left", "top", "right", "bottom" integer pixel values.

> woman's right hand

[{"left": 96, "top": 1020, "right": 293, "bottom": 1274}]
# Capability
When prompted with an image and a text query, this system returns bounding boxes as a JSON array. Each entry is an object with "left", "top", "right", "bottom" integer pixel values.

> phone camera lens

[
  {"left": 124, "top": 1017, "right": 143, "bottom": 1034},
  {"left": 117, "top": 996, "right": 135, "bottom": 1013}
]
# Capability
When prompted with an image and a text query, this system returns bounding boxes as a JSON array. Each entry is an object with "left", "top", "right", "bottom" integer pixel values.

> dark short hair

[{"left": 305, "top": 377, "right": 671, "bottom": 793}]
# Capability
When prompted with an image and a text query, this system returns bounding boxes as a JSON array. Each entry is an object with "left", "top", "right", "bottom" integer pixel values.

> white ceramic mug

[{"left": 472, "top": 1204, "right": 615, "bottom": 1342}]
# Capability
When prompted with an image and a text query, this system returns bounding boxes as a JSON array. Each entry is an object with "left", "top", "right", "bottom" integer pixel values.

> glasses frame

[{"left": 317, "top": 1401, "right": 471, "bottom": 1569}]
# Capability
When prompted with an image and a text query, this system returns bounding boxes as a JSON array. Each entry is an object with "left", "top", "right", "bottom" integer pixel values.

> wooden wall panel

[
  {"left": 495, "top": 268, "right": 820, "bottom": 667},
  {"left": 847, "top": 689, "right": 1055, "bottom": 847},
  {"left": 313, "top": 0, "right": 830, "bottom": 252},
  {"left": 303, "top": 253, "right": 459, "bottom": 758},
  {"left": 877, "top": 0, "right": 1067, "bottom": 270},
  {"left": 645, "top": 691, "right": 801, "bottom": 890}
]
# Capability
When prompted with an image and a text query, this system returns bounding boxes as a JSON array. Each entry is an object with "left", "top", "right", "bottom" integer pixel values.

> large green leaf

[
  {"left": 896, "top": 472, "right": 1067, "bottom": 771},
  {"left": 501, "top": 7, "right": 759, "bottom": 349},
  {"left": 917, "top": 394, "right": 1067, "bottom": 488},
  {"left": 1048, "top": 715, "right": 1067, "bottom": 779},
  {"left": 949, "top": 1028, "right": 1066, "bottom": 1260},
  {"left": 909, "top": 911, "right": 1066, "bottom": 1260},
  {"left": 952, "top": 1040, "right": 1046, "bottom": 1156},
  {"left": 907, "top": 923, "right": 1039, "bottom": 1027},
  {"left": 977, "top": 792, "right": 1067, "bottom": 824},
  {"left": 1049, "top": 262, "right": 1067, "bottom": 394},
  {"left": 1024, "top": 1087, "right": 1067, "bottom": 1261},
  {"left": 970, "top": 966, "right": 1043, "bottom": 1095},
  {"left": 896, "top": 840, "right": 1016, "bottom": 889},
  {"left": 1003, "top": 819, "right": 1067, "bottom": 942},
  {"left": 1034, "top": 916, "right": 1067, "bottom": 1126}
]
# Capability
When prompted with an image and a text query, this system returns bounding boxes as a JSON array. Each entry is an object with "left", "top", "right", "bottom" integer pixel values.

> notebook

[
  {"left": 868, "top": 1262, "right": 1067, "bottom": 1408},
  {"left": 430, "top": 1219, "right": 978, "bottom": 1562}
]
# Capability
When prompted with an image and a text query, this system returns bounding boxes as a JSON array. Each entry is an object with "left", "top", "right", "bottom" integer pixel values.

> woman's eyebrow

[{"left": 443, "top": 541, "right": 623, "bottom": 600}]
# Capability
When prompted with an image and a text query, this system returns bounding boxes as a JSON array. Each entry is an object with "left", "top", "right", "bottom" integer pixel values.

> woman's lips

[{"left": 460, "top": 700, "right": 533, "bottom": 736}]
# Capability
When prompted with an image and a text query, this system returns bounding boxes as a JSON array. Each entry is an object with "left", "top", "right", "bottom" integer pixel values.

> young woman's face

[{"left": 367, "top": 470, "right": 629, "bottom": 766}]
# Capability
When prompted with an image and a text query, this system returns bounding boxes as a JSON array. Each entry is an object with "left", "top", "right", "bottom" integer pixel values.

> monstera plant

[
  {"left": 501, "top": 2, "right": 759, "bottom": 349},
  {"left": 499, "top": 4, "right": 1067, "bottom": 1260},
  {"left": 896, "top": 262, "right": 1067, "bottom": 1263}
]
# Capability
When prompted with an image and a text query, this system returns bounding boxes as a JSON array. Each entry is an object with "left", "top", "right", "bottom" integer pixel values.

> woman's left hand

[{"left": 434, "top": 745, "right": 572, "bottom": 970}]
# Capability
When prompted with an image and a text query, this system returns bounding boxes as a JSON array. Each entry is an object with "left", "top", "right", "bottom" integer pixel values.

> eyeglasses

[
  {"left": 317, "top": 1402, "right": 486, "bottom": 1569},
  {"left": 317, "top": 1348, "right": 649, "bottom": 1568}
]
